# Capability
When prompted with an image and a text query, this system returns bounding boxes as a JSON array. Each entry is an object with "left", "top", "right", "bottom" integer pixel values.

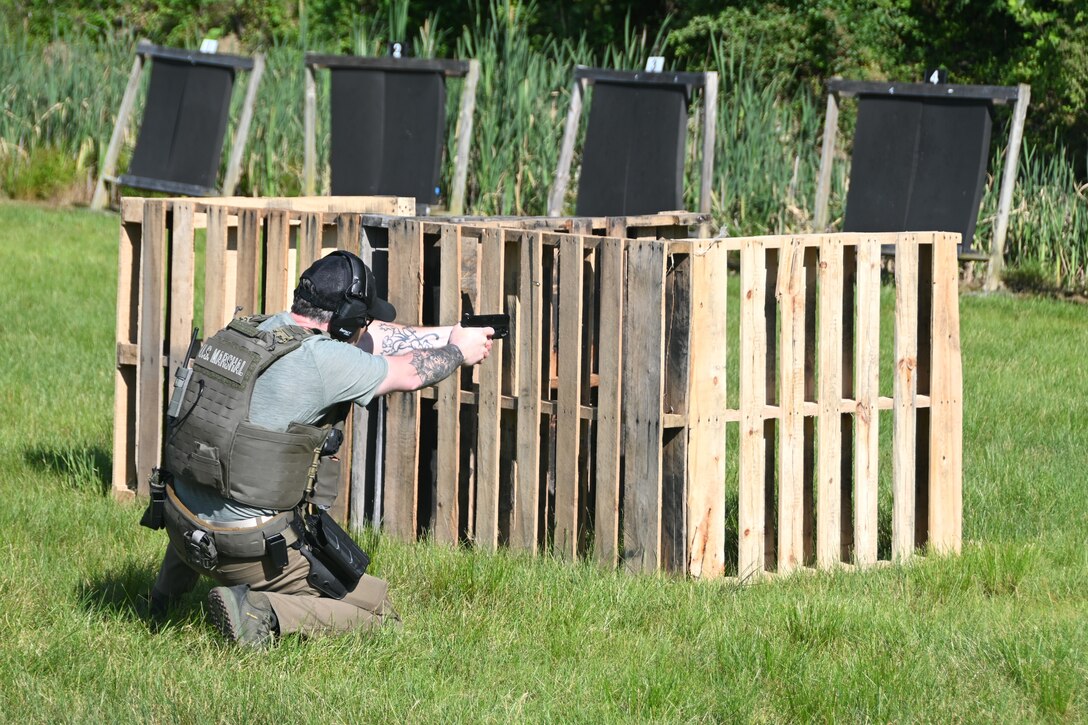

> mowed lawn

[{"left": 0, "top": 200, "right": 1085, "bottom": 723}]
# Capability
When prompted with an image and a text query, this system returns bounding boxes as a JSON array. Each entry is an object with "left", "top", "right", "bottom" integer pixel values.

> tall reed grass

[
  {"left": 1, "top": 8, "right": 1085, "bottom": 290},
  {"left": 977, "top": 136, "right": 1088, "bottom": 291}
]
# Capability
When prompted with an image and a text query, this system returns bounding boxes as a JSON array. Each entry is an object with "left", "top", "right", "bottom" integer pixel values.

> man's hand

[{"left": 449, "top": 323, "right": 494, "bottom": 366}]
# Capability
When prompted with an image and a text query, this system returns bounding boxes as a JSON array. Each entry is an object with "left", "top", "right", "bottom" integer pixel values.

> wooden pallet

[{"left": 377, "top": 225, "right": 962, "bottom": 577}]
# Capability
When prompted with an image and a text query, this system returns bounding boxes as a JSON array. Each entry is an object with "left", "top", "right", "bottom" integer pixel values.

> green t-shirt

[{"left": 175, "top": 312, "right": 388, "bottom": 522}]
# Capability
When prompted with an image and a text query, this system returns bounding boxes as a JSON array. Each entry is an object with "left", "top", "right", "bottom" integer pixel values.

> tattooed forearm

[
  {"left": 377, "top": 323, "right": 444, "bottom": 354},
  {"left": 409, "top": 344, "right": 464, "bottom": 387}
]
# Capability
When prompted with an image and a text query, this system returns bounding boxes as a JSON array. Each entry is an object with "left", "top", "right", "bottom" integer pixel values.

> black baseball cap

[{"left": 296, "top": 251, "right": 397, "bottom": 322}]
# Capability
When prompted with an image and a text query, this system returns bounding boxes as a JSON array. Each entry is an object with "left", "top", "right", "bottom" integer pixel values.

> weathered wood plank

[
  {"left": 776, "top": 237, "right": 806, "bottom": 572},
  {"left": 738, "top": 238, "right": 767, "bottom": 578},
  {"left": 817, "top": 235, "right": 844, "bottom": 568},
  {"left": 622, "top": 240, "right": 666, "bottom": 573},
  {"left": 853, "top": 236, "right": 881, "bottom": 566},
  {"left": 434, "top": 225, "right": 463, "bottom": 544},
  {"left": 203, "top": 206, "right": 231, "bottom": 333},
  {"left": 330, "top": 213, "right": 363, "bottom": 525},
  {"left": 263, "top": 210, "right": 292, "bottom": 312},
  {"left": 686, "top": 240, "right": 728, "bottom": 578},
  {"left": 594, "top": 236, "right": 624, "bottom": 567},
  {"left": 298, "top": 212, "right": 322, "bottom": 270},
  {"left": 112, "top": 215, "right": 142, "bottom": 498},
  {"left": 928, "top": 233, "right": 963, "bottom": 553},
  {"left": 475, "top": 227, "right": 505, "bottom": 552},
  {"left": 168, "top": 202, "right": 196, "bottom": 387},
  {"left": 383, "top": 219, "right": 425, "bottom": 540},
  {"left": 893, "top": 234, "right": 920, "bottom": 560},
  {"left": 512, "top": 231, "right": 545, "bottom": 552},
  {"left": 136, "top": 200, "right": 167, "bottom": 496},
  {"left": 555, "top": 234, "right": 585, "bottom": 559},
  {"left": 235, "top": 208, "right": 261, "bottom": 316}
]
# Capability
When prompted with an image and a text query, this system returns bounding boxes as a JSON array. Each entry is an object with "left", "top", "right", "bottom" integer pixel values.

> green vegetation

[
  {"left": 1, "top": 2, "right": 1086, "bottom": 292},
  {"left": 1, "top": 198, "right": 1087, "bottom": 721}
]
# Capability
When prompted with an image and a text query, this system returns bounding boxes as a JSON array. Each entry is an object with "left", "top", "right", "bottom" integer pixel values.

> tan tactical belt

[{"left": 164, "top": 484, "right": 298, "bottom": 560}]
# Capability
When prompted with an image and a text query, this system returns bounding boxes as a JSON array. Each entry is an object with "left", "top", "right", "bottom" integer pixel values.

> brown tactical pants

[{"left": 153, "top": 527, "right": 399, "bottom": 637}]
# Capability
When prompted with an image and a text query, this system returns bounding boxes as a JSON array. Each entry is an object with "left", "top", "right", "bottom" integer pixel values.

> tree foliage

[{"left": 3, "top": 0, "right": 1086, "bottom": 159}]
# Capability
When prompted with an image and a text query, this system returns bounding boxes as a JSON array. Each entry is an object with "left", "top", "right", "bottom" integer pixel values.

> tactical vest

[{"left": 163, "top": 315, "right": 345, "bottom": 511}]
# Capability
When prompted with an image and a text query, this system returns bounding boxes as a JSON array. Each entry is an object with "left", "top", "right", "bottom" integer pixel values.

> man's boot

[{"left": 206, "top": 585, "right": 278, "bottom": 647}]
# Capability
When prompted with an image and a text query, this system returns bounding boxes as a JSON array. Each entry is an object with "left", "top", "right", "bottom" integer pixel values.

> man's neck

[{"left": 289, "top": 312, "right": 328, "bottom": 331}]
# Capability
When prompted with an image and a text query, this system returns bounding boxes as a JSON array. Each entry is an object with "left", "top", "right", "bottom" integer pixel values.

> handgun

[{"left": 462, "top": 313, "right": 510, "bottom": 339}]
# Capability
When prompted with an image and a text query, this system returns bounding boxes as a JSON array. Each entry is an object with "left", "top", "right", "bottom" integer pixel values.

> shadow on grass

[
  {"left": 24, "top": 443, "right": 111, "bottom": 495},
  {"left": 75, "top": 559, "right": 209, "bottom": 631}
]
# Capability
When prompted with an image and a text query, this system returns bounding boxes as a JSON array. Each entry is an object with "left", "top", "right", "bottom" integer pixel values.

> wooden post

[
  {"left": 222, "top": 53, "right": 265, "bottom": 196},
  {"left": 814, "top": 90, "right": 840, "bottom": 232},
  {"left": 449, "top": 60, "right": 480, "bottom": 216},
  {"left": 985, "top": 84, "right": 1031, "bottom": 291},
  {"left": 548, "top": 78, "right": 586, "bottom": 217},
  {"left": 699, "top": 72, "right": 719, "bottom": 218},
  {"left": 91, "top": 52, "right": 145, "bottom": 210},
  {"left": 303, "top": 64, "right": 318, "bottom": 197}
]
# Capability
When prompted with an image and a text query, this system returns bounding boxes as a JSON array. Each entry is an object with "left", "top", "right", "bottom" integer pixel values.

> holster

[
  {"left": 294, "top": 509, "right": 369, "bottom": 600},
  {"left": 139, "top": 468, "right": 169, "bottom": 530}
]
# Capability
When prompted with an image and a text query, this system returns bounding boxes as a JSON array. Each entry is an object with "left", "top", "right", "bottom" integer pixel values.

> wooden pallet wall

[
  {"left": 113, "top": 198, "right": 961, "bottom": 578},
  {"left": 377, "top": 225, "right": 963, "bottom": 577}
]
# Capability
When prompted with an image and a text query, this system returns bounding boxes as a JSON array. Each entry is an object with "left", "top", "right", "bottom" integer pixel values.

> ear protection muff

[{"left": 326, "top": 251, "right": 373, "bottom": 342}]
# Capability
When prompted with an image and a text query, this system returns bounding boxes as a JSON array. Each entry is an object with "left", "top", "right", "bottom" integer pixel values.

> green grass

[{"left": 1, "top": 201, "right": 1087, "bottom": 722}]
